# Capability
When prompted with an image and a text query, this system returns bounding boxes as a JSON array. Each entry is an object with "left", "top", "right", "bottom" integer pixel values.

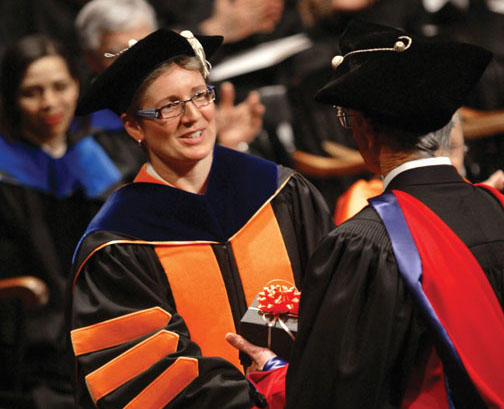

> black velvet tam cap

[
  {"left": 315, "top": 20, "right": 492, "bottom": 134},
  {"left": 76, "top": 29, "right": 223, "bottom": 116}
]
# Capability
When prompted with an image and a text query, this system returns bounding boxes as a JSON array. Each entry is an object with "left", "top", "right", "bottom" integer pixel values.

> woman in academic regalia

[
  {"left": 0, "top": 34, "right": 134, "bottom": 408},
  {"left": 69, "top": 28, "right": 334, "bottom": 409}
]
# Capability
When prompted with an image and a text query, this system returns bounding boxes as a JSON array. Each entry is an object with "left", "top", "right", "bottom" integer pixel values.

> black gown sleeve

[
  {"left": 71, "top": 241, "right": 253, "bottom": 409},
  {"left": 285, "top": 209, "right": 424, "bottom": 409}
]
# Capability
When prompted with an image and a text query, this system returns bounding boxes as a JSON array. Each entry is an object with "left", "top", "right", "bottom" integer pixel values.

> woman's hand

[{"left": 225, "top": 332, "right": 276, "bottom": 374}]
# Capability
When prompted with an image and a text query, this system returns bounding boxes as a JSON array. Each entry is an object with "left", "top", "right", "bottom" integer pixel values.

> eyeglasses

[
  {"left": 137, "top": 85, "right": 216, "bottom": 120},
  {"left": 335, "top": 106, "right": 353, "bottom": 129}
]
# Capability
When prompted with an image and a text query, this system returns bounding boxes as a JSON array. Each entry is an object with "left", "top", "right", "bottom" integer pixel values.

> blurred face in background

[
  {"left": 17, "top": 55, "right": 79, "bottom": 144},
  {"left": 87, "top": 22, "right": 153, "bottom": 74}
]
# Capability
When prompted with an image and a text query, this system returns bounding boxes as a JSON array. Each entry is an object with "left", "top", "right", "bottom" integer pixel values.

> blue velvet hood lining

[
  {"left": 83, "top": 145, "right": 279, "bottom": 243},
  {"left": 0, "top": 134, "right": 121, "bottom": 198}
]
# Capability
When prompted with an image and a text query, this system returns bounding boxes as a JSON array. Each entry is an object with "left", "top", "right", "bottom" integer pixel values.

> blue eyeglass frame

[{"left": 136, "top": 85, "right": 216, "bottom": 120}]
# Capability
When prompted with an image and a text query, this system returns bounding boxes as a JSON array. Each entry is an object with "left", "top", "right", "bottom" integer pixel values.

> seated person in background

[
  {"left": 69, "top": 28, "right": 334, "bottom": 409},
  {"left": 0, "top": 33, "right": 128, "bottom": 409},
  {"left": 152, "top": 0, "right": 287, "bottom": 50},
  {"left": 334, "top": 109, "right": 504, "bottom": 224},
  {"left": 177, "top": 0, "right": 285, "bottom": 45},
  {"left": 75, "top": 0, "right": 265, "bottom": 153}
]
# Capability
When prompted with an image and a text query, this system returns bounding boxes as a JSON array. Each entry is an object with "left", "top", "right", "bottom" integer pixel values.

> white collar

[{"left": 382, "top": 156, "right": 452, "bottom": 191}]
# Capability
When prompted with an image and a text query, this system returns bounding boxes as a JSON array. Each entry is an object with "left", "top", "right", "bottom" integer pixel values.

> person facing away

[
  {"left": 282, "top": 19, "right": 504, "bottom": 409},
  {"left": 228, "top": 17, "right": 504, "bottom": 408},
  {"left": 0, "top": 33, "right": 128, "bottom": 408},
  {"left": 68, "top": 28, "right": 334, "bottom": 409}
]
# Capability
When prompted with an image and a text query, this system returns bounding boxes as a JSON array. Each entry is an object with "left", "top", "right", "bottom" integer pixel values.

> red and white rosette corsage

[{"left": 254, "top": 280, "right": 300, "bottom": 348}]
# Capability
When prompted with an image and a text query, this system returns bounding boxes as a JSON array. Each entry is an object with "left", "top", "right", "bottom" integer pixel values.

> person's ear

[
  {"left": 358, "top": 116, "right": 381, "bottom": 156},
  {"left": 121, "top": 113, "right": 144, "bottom": 144},
  {"left": 366, "top": 128, "right": 380, "bottom": 155},
  {"left": 353, "top": 113, "right": 382, "bottom": 175}
]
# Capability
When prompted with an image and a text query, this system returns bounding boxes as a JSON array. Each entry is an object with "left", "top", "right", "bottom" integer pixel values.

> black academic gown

[
  {"left": 0, "top": 131, "right": 137, "bottom": 408},
  {"left": 70, "top": 146, "right": 334, "bottom": 409},
  {"left": 285, "top": 164, "right": 504, "bottom": 409}
]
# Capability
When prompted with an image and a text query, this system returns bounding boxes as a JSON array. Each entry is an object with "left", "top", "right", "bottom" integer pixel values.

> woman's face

[
  {"left": 130, "top": 64, "right": 217, "bottom": 172},
  {"left": 17, "top": 55, "right": 79, "bottom": 143}
]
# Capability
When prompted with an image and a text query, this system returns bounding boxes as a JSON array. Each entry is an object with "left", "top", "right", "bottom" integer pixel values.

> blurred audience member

[
  {"left": 286, "top": 0, "right": 402, "bottom": 209},
  {"left": 0, "top": 33, "right": 127, "bottom": 409},
  {"left": 298, "top": 0, "right": 379, "bottom": 27},
  {"left": 442, "top": 0, "right": 504, "bottom": 182},
  {"left": 76, "top": 0, "right": 157, "bottom": 75},
  {"left": 153, "top": 0, "right": 292, "bottom": 46},
  {"left": 200, "top": 0, "right": 285, "bottom": 43}
]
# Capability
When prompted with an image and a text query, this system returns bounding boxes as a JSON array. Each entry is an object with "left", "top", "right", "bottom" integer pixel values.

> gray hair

[
  {"left": 415, "top": 119, "right": 454, "bottom": 157},
  {"left": 75, "top": 0, "right": 158, "bottom": 51}
]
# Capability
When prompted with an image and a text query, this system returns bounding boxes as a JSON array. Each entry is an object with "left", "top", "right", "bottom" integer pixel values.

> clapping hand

[{"left": 216, "top": 81, "right": 265, "bottom": 151}]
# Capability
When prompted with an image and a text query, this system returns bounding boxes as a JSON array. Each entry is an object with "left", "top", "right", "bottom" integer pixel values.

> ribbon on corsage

[{"left": 253, "top": 280, "right": 300, "bottom": 349}]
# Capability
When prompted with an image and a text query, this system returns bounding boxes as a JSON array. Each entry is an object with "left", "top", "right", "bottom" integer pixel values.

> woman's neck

[
  {"left": 149, "top": 154, "right": 213, "bottom": 194},
  {"left": 23, "top": 129, "right": 68, "bottom": 158}
]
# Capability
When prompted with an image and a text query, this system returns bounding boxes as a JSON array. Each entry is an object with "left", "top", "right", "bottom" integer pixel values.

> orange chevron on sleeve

[
  {"left": 123, "top": 357, "right": 199, "bottom": 409},
  {"left": 71, "top": 306, "right": 172, "bottom": 356},
  {"left": 85, "top": 330, "right": 179, "bottom": 405}
]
